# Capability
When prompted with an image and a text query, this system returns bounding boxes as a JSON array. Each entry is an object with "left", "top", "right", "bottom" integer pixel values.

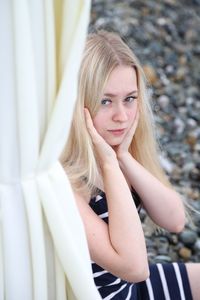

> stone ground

[{"left": 89, "top": 0, "right": 200, "bottom": 264}]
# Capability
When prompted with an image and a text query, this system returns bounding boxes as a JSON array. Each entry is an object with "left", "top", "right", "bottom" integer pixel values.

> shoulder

[{"left": 74, "top": 189, "right": 91, "bottom": 205}]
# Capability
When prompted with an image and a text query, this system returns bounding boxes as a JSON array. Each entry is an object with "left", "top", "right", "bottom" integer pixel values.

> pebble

[
  {"left": 179, "top": 230, "right": 198, "bottom": 246},
  {"left": 157, "top": 95, "right": 170, "bottom": 109},
  {"left": 194, "top": 239, "right": 200, "bottom": 251},
  {"left": 155, "top": 255, "right": 172, "bottom": 263},
  {"left": 179, "top": 247, "right": 192, "bottom": 260}
]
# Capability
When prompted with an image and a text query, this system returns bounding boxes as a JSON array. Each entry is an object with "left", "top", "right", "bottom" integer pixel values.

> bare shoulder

[
  {"left": 74, "top": 189, "right": 90, "bottom": 204},
  {"left": 73, "top": 190, "right": 149, "bottom": 282}
]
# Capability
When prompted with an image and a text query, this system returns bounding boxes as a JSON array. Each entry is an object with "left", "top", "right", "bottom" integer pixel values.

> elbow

[
  {"left": 165, "top": 208, "right": 186, "bottom": 233},
  {"left": 132, "top": 266, "right": 150, "bottom": 283},
  {"left": 172, "top": 220, "right": 185, "bottom": 233},
  {"left": 171, "top": 198, "right": 186, "bottom": 233},
  {"left": 123, "top": 262, "right": 150, "bottom": 283},
  {"left": 170, "top": 214, "right": 186, "bottom": 233},
  {"left": 129, "top": 265, "right": 150, "bottom": 283}
]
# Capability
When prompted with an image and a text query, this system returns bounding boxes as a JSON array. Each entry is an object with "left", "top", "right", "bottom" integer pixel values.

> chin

[
  {"left": 107, "top": 140, "right": 121, "bottom": 147},
  {"left": 104, "top": 136, "right": 123, "bottom": 147}
]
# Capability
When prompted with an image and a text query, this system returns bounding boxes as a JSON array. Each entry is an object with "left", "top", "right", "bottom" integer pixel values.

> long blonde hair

[{"left": 61, "top": 30, "right": 171, "bottom": 196}]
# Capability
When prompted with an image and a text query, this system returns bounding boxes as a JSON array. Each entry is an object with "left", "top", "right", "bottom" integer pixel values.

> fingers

[
  {"left": 84, "top": 108, "right": 93, "bottom": 131},
  {"left": 84, "top": 108, "right": 101, "bottom": 144}
]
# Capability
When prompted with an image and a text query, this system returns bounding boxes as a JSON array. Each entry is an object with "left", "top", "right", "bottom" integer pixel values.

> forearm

[
  {"left": 118, "top": 152, "right": 185, "bottom": 232},
  {"left": 102, "top": 161, "right": 148, "bottom": 269}
]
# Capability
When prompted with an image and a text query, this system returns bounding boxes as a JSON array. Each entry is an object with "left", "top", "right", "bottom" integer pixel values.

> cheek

[
  {"left": 129, "top": 110, "right": 137, "bottom": 120},
  {"left": 128, "top": 103, "right": 138, "bottom": 120},
  {"left": 93, "top": 112, "right": 106, "bottom": 134}
]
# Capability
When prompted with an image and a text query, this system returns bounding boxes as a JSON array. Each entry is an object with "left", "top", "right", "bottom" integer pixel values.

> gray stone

[
  {"left": 194, "top": 239, "right": 200, "bottom": 251},
  {"left": 155, "top": 255, "right": 172, "bottom": 263},
  {"left": 179, "top": 230, "right": 198, "bottom": 246}
]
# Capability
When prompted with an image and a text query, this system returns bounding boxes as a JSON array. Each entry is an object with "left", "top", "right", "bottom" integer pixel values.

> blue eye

[
  {"left": 125, "top": 96, "right": 137, "bottom": 103},
  {"left": 101, "top": 99, "right": 111, "bottom": 105}
]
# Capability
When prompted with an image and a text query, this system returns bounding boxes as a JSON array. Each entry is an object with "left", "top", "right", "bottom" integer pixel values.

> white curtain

[{"left": 0, "top": 0, "right": 101, "bottom": 299}]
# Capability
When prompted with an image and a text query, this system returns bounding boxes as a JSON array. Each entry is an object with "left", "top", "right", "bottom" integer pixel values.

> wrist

[
  {"left": 117, "top": 151, "right": 131, "bottom": 161},
  {"left": 101, "top": 159, "right": 120, "bottom": 172}
]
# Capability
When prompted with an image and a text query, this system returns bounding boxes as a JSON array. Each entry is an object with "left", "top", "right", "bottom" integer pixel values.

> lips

[{"left": 107, "top": 129, "right": 126, "bottom": 136}]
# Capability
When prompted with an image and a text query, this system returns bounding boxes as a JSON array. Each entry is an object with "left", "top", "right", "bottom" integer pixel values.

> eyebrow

[{"left": 103, "top": 90, "right": 138, "bottom": 97}]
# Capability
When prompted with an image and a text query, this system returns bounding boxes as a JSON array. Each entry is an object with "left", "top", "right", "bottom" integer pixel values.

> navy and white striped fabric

[{"left": 89, "top": 191, "right": 193, "bottom": 300}]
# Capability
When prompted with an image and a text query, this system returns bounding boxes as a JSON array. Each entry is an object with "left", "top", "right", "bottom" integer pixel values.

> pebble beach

[{"left": 89, "top": 0, "right": 200, "bottom": 264}]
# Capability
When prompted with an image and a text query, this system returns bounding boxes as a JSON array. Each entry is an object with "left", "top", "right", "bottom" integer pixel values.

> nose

[{"left": 112, "top": 105, "right": 128, "bottom": 122}]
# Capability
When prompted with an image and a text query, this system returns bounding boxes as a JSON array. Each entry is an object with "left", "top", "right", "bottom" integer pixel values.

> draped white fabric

[{"left": 0, "top": 0, "right": 101, "bottom": 299}]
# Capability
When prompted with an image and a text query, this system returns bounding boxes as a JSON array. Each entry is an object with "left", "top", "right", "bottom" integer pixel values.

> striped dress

[{"left": 89, "top": 190, "right": 193, "bottom": 300}]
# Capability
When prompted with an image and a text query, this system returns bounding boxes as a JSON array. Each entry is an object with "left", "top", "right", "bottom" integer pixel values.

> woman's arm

[
  {"left": 113, "top": 110, "right": 185, "bottom": 232},
  {"left": 117, "top": 152, "right": 186, "bottom": 233},
  {"left": 74, "top": 160, "right": 149, "bottom": 282},
  {"left": 74, "top": 109, "right": 149, "bottom": 282}
]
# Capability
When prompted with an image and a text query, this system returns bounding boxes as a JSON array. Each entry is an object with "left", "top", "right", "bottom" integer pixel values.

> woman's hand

[
  {"left": 84, "top": 108, "right": 118, "bottom": 167},
  {"left": 114, "top": 110, "right": 139, "bottom": 158}
]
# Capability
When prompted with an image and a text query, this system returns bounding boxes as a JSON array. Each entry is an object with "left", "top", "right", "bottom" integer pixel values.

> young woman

[{"left": 61, "top": 30, "right": 199, "bottom": 299}]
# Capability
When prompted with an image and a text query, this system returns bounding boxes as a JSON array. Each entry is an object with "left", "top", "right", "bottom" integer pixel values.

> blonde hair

[{"left": 61, "top": 30, "right": 171, "bottom": 196}]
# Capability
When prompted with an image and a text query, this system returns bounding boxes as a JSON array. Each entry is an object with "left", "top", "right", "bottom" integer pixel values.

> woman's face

[{"left": 93, "top": 65, "right": 138, "bottom": 146}]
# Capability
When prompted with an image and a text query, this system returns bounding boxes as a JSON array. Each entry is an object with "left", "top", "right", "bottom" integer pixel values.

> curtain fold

[
  {"left": 0, "top": 0, "right": 33, "bottom": 298},
  {"left": 0, "top": 0, "right": 101, "bottom": 299},
  {"left": 0, "top": 199, "right": 4, "bottom": 300}
]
